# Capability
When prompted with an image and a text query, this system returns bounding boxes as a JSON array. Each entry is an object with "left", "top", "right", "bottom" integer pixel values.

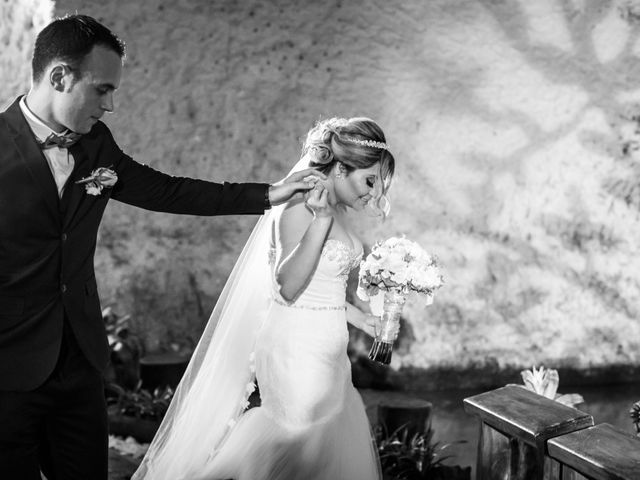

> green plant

[
  {"left": 520, "top": 365, "right": 584, "bottom": 407},
  {"left": 629, "top": 401, "right": 640, "bottom": 436},
  {"left": 374, "top": 423, "right": 468, "bottom": 480},
  {"left": 107, "top": 381, "right": 174, "bottom": 422},
  {"left": 103, "top": 306, "right": 144, "bottom": 390}
]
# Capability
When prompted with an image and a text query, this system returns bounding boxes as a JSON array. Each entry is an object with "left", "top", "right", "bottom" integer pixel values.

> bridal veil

[{"left": 131, "top": 159, "right": 307, "bottom": 480}]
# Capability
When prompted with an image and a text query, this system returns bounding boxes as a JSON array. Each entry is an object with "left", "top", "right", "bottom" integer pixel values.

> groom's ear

[{"left": 49, "top": 64, "right": 73, "bottom": 92}]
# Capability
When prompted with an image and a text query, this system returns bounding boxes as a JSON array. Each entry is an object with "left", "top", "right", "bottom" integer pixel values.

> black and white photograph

[{"left": 2, "top": 1, "right": 640, "bottom": 479}]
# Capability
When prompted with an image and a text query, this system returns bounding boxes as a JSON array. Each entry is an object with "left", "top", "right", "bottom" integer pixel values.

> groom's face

[{"left": 53, "top": 45, "right": 122, "bottom": 134}]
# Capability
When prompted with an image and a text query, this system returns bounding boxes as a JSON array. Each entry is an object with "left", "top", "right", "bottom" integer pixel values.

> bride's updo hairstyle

[{"left": 302, "top": 117, "right": 395, "bottom": 216}]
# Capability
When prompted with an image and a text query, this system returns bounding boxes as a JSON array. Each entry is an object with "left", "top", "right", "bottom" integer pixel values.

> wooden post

[
  {"left": 377, "top": 397, "right": 433, "bottom": 438},
  {"left": 139, "top": 353, "right": 190, "bottom": 390},
  {"left": 464, "top": 385, "right": 593, "bottom": 480},
  {"left": 548, "top": 423, "right": 640, "bottom": 480}
]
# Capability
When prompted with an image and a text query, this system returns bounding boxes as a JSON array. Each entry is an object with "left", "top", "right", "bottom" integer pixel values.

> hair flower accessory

[
  {"left": 75, "top": 166, "right": 118, "bottom": 196},
  {"left": 307, "top": 145, "right": 334, "bottom": 165}
]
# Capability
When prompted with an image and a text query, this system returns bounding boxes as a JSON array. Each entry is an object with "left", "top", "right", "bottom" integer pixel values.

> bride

[{"left": 132, "top": 116, "right": 396, "bottom": 480}]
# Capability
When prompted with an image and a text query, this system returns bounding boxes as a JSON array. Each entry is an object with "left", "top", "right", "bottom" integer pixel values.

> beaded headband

[{"left": 344, "top": 137, "right": 390, "bottom": 151}]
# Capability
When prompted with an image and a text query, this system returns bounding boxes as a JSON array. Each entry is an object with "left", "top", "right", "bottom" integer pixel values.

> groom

[{"left": 0, "top": 14, "right": 322, "bottom": 480}]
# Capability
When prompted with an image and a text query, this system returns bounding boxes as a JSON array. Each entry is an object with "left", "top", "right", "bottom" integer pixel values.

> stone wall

[
  {"left": 1, "top": 0, "right": 53, "bottom": 95},
  {"left": 4, "top": 0, "right": 640, "bottom": 389}
]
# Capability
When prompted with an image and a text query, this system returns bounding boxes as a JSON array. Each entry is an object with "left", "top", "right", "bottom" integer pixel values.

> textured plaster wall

[
  {"left": 5, "top": 0, "right": 640, "bottom": 389},
  {"left": 1, "top": 0, "right": 53, "bottom": 93}
]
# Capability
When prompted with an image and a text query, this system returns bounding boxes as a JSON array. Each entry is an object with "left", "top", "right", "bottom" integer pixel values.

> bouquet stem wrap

[{"left": 368, "top": 290, "right": 407, "bottom": 365}]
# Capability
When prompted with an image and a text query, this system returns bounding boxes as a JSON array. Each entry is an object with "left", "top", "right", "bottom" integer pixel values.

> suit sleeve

[{"left": 100, "top": 125, "right": 269, "bottom": 216}]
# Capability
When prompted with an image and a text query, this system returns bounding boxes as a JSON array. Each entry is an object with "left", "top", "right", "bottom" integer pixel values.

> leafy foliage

[
  {"left": 629, "top": 400, "right": 640, "bottom": 436},
  {"left": 107, "top": 381, "right": 174, "bottom": 421},
  {"left": 103, "top": 306, "right": 144, "bottom": 390},
  {"left": 374, "top": 423, "right": 468, "bottom": 480}
]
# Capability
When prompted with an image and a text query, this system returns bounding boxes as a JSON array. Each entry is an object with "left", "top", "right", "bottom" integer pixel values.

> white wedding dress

[
  {"left": 132, "top": 230, "right": 382, "bottom": 480},
  {"left": 194, "top": 236, "right": 382, "bottom": 480}
]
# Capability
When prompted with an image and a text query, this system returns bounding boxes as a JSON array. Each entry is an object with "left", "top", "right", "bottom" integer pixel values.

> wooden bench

[
  {"left": 548, "top": 423, "right": 640, "bottom": 480},
  {"left": 464, "top": 385, "right": 594, "bottom": 480}
]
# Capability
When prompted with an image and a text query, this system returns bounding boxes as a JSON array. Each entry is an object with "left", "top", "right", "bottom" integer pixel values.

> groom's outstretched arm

[
  {"left": 96, "top": 123, "right": 269, "bottom": 216},
  {"left": 112, "top": 155, "right": 268, "bottom": 216}
]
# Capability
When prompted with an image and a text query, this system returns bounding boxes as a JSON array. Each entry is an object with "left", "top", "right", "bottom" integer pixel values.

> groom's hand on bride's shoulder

[{"left": 268, "top": 168, "right": 326, "bottom": 206}]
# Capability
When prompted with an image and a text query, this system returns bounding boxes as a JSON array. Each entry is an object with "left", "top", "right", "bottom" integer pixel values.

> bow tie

[{"left": 38, "top": 131, "right": 82, "bottom": 150}]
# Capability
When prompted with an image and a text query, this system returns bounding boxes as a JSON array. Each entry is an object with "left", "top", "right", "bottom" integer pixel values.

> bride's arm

[
  {"left": 275, "top": 186, "right": 333, "bottom": 302},
  {"left": 346, "top": 303, "right": 376, "bottom": 337},
  {"left": 347, "top": 300, "right": 400, "bottom": 340}
]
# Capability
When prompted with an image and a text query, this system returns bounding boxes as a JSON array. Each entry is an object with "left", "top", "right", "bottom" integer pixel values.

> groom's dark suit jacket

[{"left": 0, "top": 96, "right": 268, "bottom": 391}]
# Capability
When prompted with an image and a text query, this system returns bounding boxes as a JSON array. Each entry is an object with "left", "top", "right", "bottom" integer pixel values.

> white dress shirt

[{"left": 19, "top": 97, "right": 76, "bottom": 198}]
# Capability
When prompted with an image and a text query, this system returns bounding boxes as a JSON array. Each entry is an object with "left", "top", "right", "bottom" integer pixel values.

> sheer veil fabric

[
  {"left": 132, "top": 159, "right": 311, "bottom": 479},
  {"left": 132, "top": 182, "right": 291, "bottom": 479}
]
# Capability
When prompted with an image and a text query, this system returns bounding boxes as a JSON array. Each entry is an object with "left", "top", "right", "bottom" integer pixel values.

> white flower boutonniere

[{"left": 75, "top": 166, "right": 118, "bottom": 196}]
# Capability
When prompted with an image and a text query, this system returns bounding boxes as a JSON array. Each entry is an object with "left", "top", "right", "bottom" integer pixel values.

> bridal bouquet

[{"left": 357, "top": 236, "right": 444, "bottom": 365}]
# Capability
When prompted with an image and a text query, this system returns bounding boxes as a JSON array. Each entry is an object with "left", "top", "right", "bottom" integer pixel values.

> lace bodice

[
  {"left": 322, "top": 239, "right": 363, "bottom": 281},
  {"left": 269, "top": 238, "right": 363, "bottom": 310}
]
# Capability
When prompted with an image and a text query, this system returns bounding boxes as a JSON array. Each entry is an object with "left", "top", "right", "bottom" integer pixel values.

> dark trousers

[{"left": 0, "top": 321, "right": 108, "bottom": 480}]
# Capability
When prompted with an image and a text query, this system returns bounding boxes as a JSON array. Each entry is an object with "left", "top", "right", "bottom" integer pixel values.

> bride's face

[{"left": 330, "top": 162, "right": 381, "bottom": 211}]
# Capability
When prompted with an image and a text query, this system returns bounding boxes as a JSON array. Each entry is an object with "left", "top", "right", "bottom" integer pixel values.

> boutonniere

[{"left": 75, "top": 166, "right": 118, "bottom": 196}]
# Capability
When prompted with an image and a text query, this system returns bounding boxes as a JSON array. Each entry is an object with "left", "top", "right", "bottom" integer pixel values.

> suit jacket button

[
  {"left": 61, "top": 233, "right": 68, "bottom": 242},
  {"left": 61, "top": 284, "right": 67, "bottom": 293}
]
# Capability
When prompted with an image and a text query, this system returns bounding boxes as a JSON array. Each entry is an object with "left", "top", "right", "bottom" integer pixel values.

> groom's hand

[{"left": 268, "top": 168, "right": 326, "bottom": 206}]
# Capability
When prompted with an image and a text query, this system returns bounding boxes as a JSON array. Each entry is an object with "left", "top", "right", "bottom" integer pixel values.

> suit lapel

[
  {"left": 3, "top": 97, "right": 110, "bottom": 230},
  {"left": 3, "top": 98, "right": 60, "bottom": 217}
]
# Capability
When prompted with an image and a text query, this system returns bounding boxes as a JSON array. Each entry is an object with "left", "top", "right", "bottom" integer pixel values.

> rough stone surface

[
  {"left": 0, "top": 0, "right": 53, "bottom": 95},
  {"left": 5, "top": 0, "right": 640, "bottom": 389}
]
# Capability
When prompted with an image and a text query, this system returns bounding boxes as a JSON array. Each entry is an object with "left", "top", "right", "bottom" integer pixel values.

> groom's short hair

[{"left": 32, "top": 14, "right": 126, "bottom": 84}]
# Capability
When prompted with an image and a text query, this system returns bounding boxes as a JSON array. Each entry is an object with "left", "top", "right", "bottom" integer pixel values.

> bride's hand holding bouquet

[{"left": 357, "top": 236, "right": 444, "bottom": 365}]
